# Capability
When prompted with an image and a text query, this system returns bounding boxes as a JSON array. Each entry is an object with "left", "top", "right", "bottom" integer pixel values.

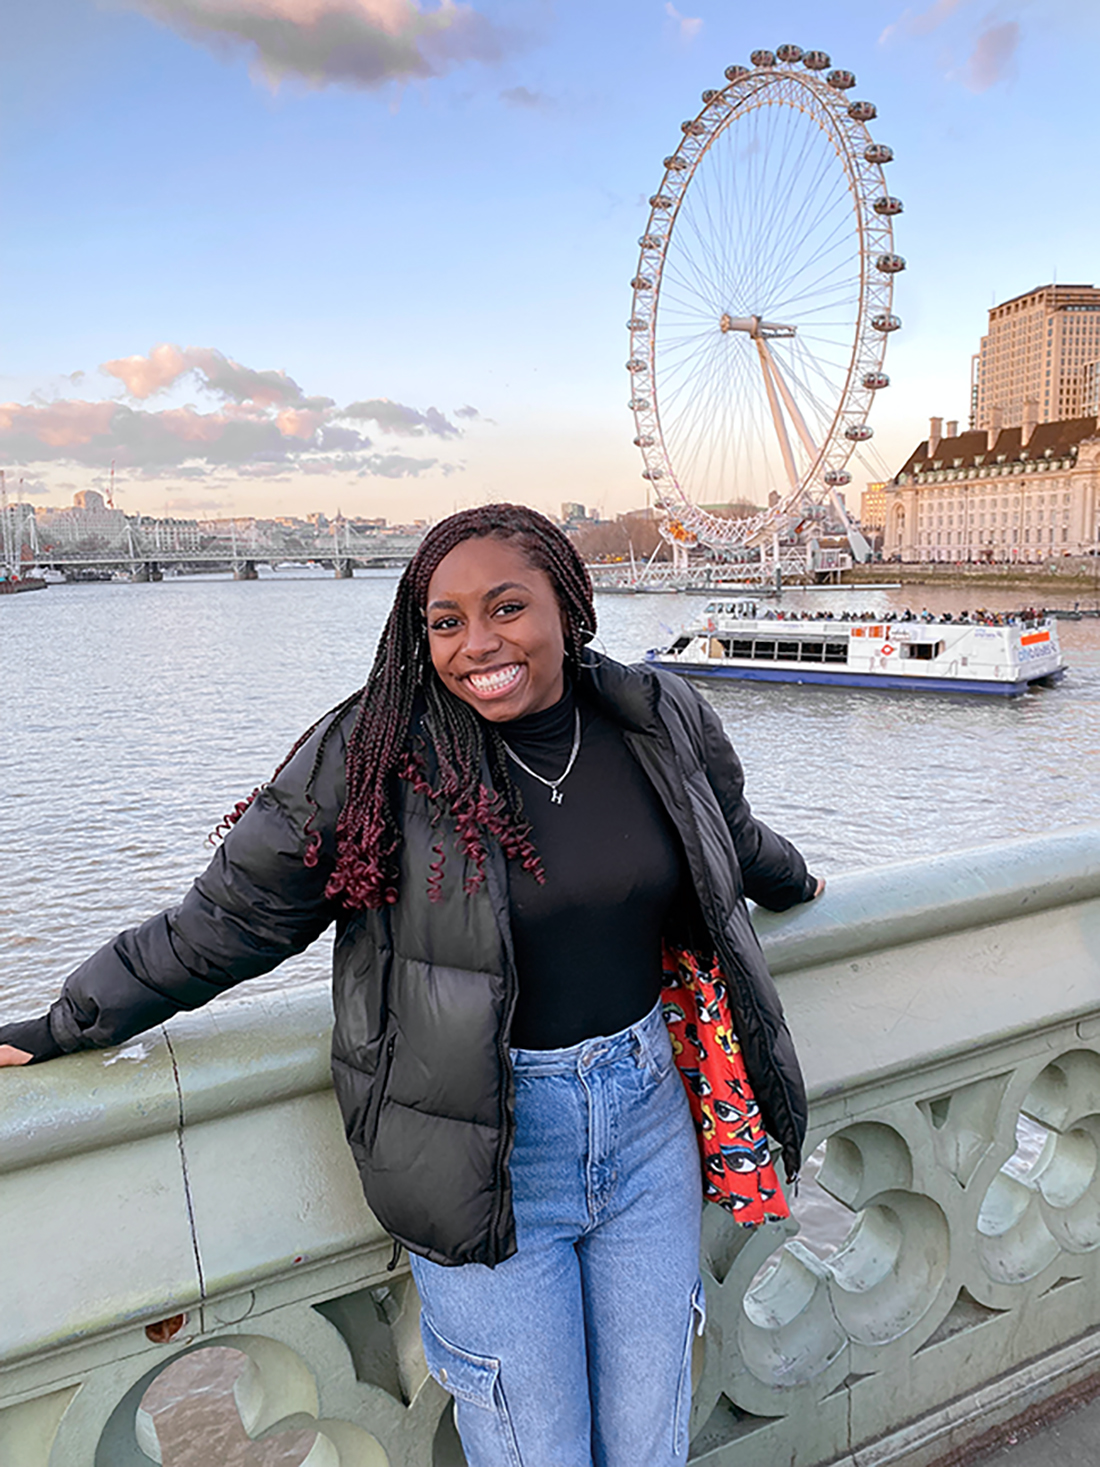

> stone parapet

[{"left": 2, "top": 827, "right": 1100, "bottom": 1464}]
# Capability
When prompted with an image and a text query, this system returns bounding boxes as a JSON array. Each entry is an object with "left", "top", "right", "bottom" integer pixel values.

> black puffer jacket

[{"left": 14, "top": 654, "right": 814, "bottom": 1267}]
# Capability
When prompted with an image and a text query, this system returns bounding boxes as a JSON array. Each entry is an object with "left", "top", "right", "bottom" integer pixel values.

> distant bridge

[{"left": 22, "top": 524, "right": 426, "bottom": 579}]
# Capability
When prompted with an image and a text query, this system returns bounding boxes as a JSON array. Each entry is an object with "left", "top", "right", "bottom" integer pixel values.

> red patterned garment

[{"left": 661, "top": 946, "right": 791, "bottom": 1226}]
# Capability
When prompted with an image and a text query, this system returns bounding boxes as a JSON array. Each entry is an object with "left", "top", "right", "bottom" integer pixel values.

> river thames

[{"left": 3, "top": 570, "right": 1099, "bottom": 1019}]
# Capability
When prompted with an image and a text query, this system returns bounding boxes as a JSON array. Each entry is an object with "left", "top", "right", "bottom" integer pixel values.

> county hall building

[{"left": 884, "top": 283, "right": 1100, "bottom": 563}]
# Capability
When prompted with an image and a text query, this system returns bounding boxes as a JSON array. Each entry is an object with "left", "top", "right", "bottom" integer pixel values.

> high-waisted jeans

[{"left": 408, "top": 1000, "right": 705, "bottom": 1467}]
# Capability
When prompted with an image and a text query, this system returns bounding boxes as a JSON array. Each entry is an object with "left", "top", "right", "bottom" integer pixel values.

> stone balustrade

[{"left": 2, "top": 826, "right": 1100, "bottom": 1466}]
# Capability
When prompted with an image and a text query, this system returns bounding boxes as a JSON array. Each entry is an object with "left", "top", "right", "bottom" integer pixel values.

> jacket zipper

[{"left": 369, "top": 1032, "right": 397, "bottom": 1150}]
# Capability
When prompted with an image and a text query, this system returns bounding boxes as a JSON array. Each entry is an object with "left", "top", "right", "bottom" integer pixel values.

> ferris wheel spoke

[{"left": 762, "top": 213, "right": 862, "bottom": 312}]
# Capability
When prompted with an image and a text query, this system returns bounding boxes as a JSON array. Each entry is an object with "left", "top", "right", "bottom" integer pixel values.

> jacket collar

[{"left": 576, "top": 651, "right": 662, "bottom": 735}]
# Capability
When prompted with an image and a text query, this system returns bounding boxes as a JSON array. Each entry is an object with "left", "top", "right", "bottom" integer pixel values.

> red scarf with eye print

[{"left": 661, "top": 946, "right": 791, "bottom": 1225}]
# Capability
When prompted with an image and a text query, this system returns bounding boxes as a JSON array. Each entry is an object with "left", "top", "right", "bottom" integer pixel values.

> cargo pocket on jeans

[
  {"left": 420, "top": 1314, "right": 523, "bottom": 1466},
  {"left": 673, "top": 1279, "right": 707, "bottom": 1457}
]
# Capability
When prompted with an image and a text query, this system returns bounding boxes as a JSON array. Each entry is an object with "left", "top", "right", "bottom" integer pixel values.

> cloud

[
  {"left": 453, "top": 403, "right": 481, "bottom": 419},
  {"left": 963, "top": 20, "right": 1019, "bottom": 90},
  {"left": 879, "top": 0, "right": 967, "bottom": 44},
  {"left": 123, "top": 0, "right": 513, "bottom": 91},
  {"left": 1, "top": 346, "right": 466, "bottom": 488},
  {"left": 664, "top": 3, "right": 702, "bottom": 42},
  {"left": 101, "top": 342, "right": 310, "bottom": 406},
  {"left": 341, "top": 397, "right": 459, "bottom": 436},
  {"left": 359, "top": 452, "right": 439, "bottom": 477},
  {"left": 500, "top": 85, "right": 554, "bottom": 111}
]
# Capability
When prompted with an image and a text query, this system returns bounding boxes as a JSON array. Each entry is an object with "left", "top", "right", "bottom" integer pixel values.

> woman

[{"left": 0, "top": 503, "right": 821, "bottom": 1466}]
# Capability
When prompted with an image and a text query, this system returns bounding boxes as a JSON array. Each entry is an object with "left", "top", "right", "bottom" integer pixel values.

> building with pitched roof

[
  {"left": 972, "top": 284, "right": 1100, "bottom": 432},
  {"left": 883, "top": 415, "right": 1100, "bottom": 563}
]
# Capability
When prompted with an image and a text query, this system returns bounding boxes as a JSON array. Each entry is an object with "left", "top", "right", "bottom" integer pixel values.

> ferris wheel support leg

[
  {"left": 756, "top": 340, "right": 800, "bottom": 493},
  {"left": 759, "top": 337, "right": 820, "bottom": 464}
]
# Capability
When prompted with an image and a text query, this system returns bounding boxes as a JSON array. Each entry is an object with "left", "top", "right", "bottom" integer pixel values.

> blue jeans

[{"left": 409, "top": 1000, "right": 704, "bottom": 1467}]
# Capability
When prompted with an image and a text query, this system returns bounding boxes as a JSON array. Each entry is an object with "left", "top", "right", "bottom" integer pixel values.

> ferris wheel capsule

[
  {"left": 844, "top": 424, "right": 874, "bottom": 441},
  {"left": 802, "top": 50, "right": 831, "bottom": 69},
  {"left": 631, "top": 276, "right": 654, "bottom": 291},
  {"left": 681, "top": 119, "right": 708, "bottom": 135},
  {"left": 863, "top": 370, "right": 891, "bottom": 389},
  {"left": 638, "top": 235, "right": 665, "bottom": 250},
  {"left": 627, "top": 317, "right": 648, "bottom": 331},
  {"left": 827, "top": 69, "right": 856, "bottom": 89},
  {"left": 626, "top": 358, "right": 648, "bottom": 373},
  {"left": 701, "top": 89, "right": 722, "bottom": 104},
  {"left": 664, "top": 154, "right": 688, "bottom": 170},
  {"left": 874, "top": 195, "right": 903, "bottom": 216},
  {"left": 750, "top": 49, "right": 776, "bottom": 67},
  {"left": 628, "top": 398, "right": 650, "bottom": 411},
  {"left": 824, "top": 469, "right": 852, "bottom": 486},
  {"left": 642, "top": 468, "right": 665, "bottom": 480},
  {"left": 848, "top": 100, "right": 877, "bottom": 121},
  {"left": 864, "top": 143, "right": 894, "bottom": 163},
  {"left": 724, "top": 64, "right": 749, "bottom": 80},
  {"left": 872, "top": 313, "right": 902, "bottom": 333},
  {"left": 776, "top": 44, "right": 803, "bottom": 63},
  {"left": 876, "top": 252, "right": 906, "bottom": 273},
  {"left": 650, "top": 194, "right": 674, "bottom": 210},
  {"left": 634, "top": 435, "right": 655, "bottom": 447}
]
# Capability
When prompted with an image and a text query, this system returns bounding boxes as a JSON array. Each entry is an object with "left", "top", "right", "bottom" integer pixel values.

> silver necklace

[{"left": 500, "top": 709, "right": 582, "bottom": 805}]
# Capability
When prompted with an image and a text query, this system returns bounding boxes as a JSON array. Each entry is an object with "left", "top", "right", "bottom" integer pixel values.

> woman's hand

[
  {"left": 0, "top": 1045, "right": 33, "bottom": 1067},
  {"left": 814, "top": 876, "right": 826, "bottom": 898}
]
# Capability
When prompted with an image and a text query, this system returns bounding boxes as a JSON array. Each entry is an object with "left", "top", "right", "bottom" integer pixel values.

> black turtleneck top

[{"left": 496, "top": 683, "right": 686, "bottom": 1050}]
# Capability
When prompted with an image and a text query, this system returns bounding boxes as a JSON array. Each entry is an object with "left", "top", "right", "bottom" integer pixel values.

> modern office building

[
  {"left": 972, "top": 283, "right": 1100, "bottom": 431},
  {"left": 883, "top": 415, "right": 1100, "bottom": 563},
  {"left": 860, "top": 482, "right": 887, "bottom": 529}
]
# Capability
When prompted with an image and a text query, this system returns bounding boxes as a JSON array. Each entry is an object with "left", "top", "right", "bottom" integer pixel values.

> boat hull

[
  {"left": 0, "top": 578, "right": 46, "bottom": 595},
  {"left": 646, "top": 656, "right": 1065, "bottom": 697}
]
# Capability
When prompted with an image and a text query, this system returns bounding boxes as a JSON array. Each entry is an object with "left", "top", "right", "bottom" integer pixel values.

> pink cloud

[
  {"left": 0, "top": 399, "right": 118, "bottom": 449},
  {"left": 276, "top": 407, "right": 326, "bottom": 438},
  {"left": 964, "top": 21, "right": 1019, "bottom": 91},
  {"left": 879, "top": 0, "right": 968, "bottom": 45},
  {"left": 101, "top": 342, "right": 309, "bottom": 406},
  {"left": 2, "top": 348, "right": 463, "bottom": 483},
  {"left": 101, "top": 345, "right": 189, "bottom": 399},
  {"left": 122, "top": 0, "right": 513, "bottom": 90},
  {"left": 664, "top": 3, "right": 702, "bottom": 43}
]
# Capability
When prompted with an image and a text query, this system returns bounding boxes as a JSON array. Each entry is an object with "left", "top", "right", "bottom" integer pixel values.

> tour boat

[{"left": 646, "top": 601, "right": 1065, "bottom": 696}]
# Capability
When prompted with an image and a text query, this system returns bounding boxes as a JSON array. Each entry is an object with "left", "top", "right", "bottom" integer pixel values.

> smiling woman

[
  {"left": 426, "top": 537, "right": 568, "bottom": 719},
  {"left": 0, "top": 502, "right": 821, "bottom": 1467}
]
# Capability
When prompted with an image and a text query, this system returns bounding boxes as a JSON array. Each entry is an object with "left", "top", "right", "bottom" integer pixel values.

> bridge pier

[
  {"left": 334, "top": 558, "right": 355, "bottom": 579},
  {"left": 132, "top": 562, "right": 162, "bottom": 583},
  {"left": 233, "top": 560, "right": 258, "bottom": 581}
]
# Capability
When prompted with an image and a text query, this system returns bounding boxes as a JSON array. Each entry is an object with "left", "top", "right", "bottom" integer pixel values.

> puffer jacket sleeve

[
  {"left": 36, "top": 706, "right": 353, "bottom": 1057},
  {"left": 691, "top": 686, "right": 817, "bottom": 912}
]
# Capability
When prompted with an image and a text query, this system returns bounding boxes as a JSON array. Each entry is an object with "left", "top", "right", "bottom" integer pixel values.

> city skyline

[{"left": 3, "top": 0, "right": 1098, "bottom": 524}]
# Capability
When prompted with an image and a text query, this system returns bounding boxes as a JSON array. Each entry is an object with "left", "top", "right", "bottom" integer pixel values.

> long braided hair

[{"left": 217, "top": 504, "right": 597, "bottom": 910}]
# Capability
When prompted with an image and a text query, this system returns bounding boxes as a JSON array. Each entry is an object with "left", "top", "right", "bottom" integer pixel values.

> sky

[{"left": 2, "top": 0, "right": 1098, "bottom": 525}]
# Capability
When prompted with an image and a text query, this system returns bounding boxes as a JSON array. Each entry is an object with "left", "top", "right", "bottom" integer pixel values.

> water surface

[{"left": 3, "top": 572, "right": 1098, "bottom": 1017}]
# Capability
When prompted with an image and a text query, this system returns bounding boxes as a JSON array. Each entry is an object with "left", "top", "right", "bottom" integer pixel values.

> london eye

[{"left": 626, "top": 46, "right": 903, "bottom": 565}]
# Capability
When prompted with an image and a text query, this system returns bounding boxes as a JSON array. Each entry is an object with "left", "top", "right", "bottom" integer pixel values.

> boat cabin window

[
  {"left": 902, "top": 641, "right": 944, "bottom": 660},
  {"left": 670, "top": 635, "right": 691, "bottom": 652},
  {"left": 824, "top": 643, "right": 848, "bottom": 663}
]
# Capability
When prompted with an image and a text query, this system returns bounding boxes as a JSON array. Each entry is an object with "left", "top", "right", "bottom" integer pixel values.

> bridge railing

[{"left": 2, "top": 827, "right": 1100, "bottom": 1466}]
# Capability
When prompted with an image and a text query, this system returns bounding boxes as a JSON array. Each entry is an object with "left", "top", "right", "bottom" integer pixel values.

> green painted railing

[{"left": 3, "top": 826, "right": 1100, "bottom": 1466}]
